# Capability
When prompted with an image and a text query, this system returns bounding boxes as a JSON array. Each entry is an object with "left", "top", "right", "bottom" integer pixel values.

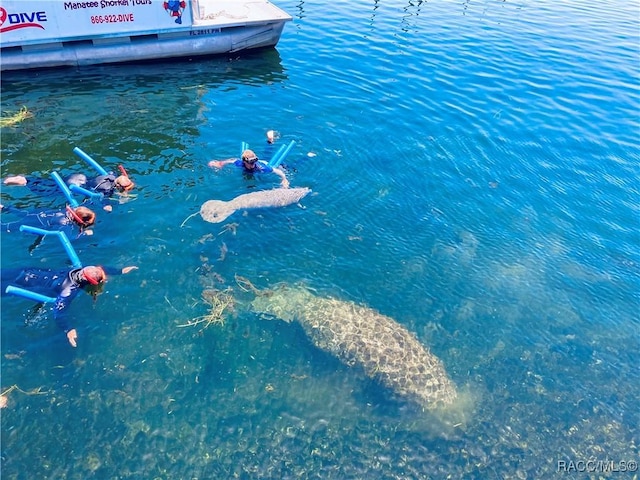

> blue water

[{"left": 1, "top": 0, "right": 639, "bottom": 478}]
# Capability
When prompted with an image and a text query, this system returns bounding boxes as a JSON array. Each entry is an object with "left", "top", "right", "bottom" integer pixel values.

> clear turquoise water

[{"left": 1, "top": 0, "right": 638, "bottom": 478}]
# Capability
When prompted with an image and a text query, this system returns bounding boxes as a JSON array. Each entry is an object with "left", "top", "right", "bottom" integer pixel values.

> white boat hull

[
  {"left": 0, "top": 1, "right": 291, "bottom": 70},
  {"left": 1, "top": 22, "right": 286, "bottom": 70}
]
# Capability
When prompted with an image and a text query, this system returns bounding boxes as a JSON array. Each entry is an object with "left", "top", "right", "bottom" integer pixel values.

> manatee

[
  {"left": 251, "top": 285, "right": 458, "bottom": 409},
  {"left": 200, "top": 187, "right": 311, "bottom": 223}
]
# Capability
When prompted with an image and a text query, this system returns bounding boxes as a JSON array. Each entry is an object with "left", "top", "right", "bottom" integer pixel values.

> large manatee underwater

[{"left": 251, "top": 285, "right": 458, "bottom": 410}]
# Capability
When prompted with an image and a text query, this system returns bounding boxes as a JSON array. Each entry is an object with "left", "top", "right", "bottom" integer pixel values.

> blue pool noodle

[
  {"left": 20, "top": 225, "right": 54, "bottom": 237},
  {"left": 19, "top": 226, "right": 83, "bottom": 268},
  {"left": 5, "top": 285, "right": 56, "bottom": 304},
  {"left": 268, "top": 143, "right": 287, "bottom": 166},
  {"left": 51, "top": 171, "right": 79, "bottom": 207},
  {"left": 69, "top": 184, "right": 103, "bottom": 200},
  {"left": 268, "top": 140, "right": 296, "bottom": 167},
  {"left": 73, "top": 147, "right": 108, "bottom": 176}
]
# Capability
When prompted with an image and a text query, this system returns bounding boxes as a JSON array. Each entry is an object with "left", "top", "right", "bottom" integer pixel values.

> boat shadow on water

[{"left": 0, "top": 47, "right": 288, "bottom": 88}]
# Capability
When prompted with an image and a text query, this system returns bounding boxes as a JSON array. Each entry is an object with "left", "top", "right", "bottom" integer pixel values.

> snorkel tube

[
  {"left": 73, "top": 147, "right": 108, "bottom": 176},
  {"left": 65, "top": 205, "right": 90, "bottom": 228},
  {"left": 268, "top": 140, "right": 296, "bottom": 168}
]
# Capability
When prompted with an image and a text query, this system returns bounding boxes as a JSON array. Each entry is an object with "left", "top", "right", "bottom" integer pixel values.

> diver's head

[
  {"left": 82, "top": 266, "right": 107, "bottom": 285},
  {"left": 115, "top": 175, "right": 134, "bottom": 192},
  {"left": 67, "top": 205, "right": 96, "bottom": 227},
  {"left": 241, "top": 149, "right": 259, "bottom": 167},
  {"left": 266, "top": 130, "right": 276, "bottom": 144}
]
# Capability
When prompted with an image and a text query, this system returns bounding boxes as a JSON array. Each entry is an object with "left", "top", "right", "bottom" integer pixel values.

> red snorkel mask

[
  {"left": 66, "top": 205, "right": 87, "bottom": 227},
  {"left": 116, "top": 165, "right": 135, "bottom": 192},
  {"left": 83, "top": 267, "right": 105, "bottom": 285}
]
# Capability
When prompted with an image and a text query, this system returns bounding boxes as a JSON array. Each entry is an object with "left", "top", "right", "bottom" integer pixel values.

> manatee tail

[{"left": 200, "top": 200, "right": 234, "bottom": 223}]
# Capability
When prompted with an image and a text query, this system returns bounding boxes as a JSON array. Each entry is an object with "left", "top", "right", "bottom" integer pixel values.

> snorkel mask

[
  {"left": 82, "top": 266, "right": 106, "bottom": 285},
  {"left": 66, "top": 205, "right": 95, "bottom": 228},
  {"left": 116, "top": 165, "right": 134, "bottom": 192}
]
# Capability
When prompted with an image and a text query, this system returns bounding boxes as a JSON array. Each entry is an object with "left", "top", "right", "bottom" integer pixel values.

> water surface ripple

[{"left": 1, "top": 0, "right": 638, "bottom": 479}]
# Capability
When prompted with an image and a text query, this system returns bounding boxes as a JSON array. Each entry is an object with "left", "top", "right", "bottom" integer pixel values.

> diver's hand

[
  {"left": 67, "top": 329, "right": 78, "bottom": 348},
  {"left": 4, "top": 175, "right": 27, "bottom": 186},
  {"left": 122, "top": 266, "right": 138, "bottom": 274},
  {"left": 103, "top": 205, "right": 113, "bottom": 212},
  {"left": 208, "top": 160, "right": 223, "bottom": 168}
]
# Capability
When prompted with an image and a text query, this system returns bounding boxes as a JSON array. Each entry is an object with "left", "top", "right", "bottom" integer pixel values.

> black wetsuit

[
  {"left": 2, "top": 266, "right": 121, "bottom": 334},
  {"left": 20, "top": 173, "right": 120, "bottom": 198},
  {"left": 1, "top": 205, "right": 85, "bottom": 238},
  {"left": 82, "top": 173, "right": 120, "bottom": 196}
]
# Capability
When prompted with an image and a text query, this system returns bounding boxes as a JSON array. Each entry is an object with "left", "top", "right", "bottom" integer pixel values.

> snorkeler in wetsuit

[
  {"left": 4, "top": 168, "right": 134, "bottom": 211},
  {"left": 208, "top": 149, "right": 290, "bottom": 188},
  {"left": 1, "top": 204, "right": 97, "bottom": 239},
  {"left": 2, "top": 265, "right": 137, "bottom": 347},
  {"left": 71, "top": 167, "right": 135, "bottom": 197}
]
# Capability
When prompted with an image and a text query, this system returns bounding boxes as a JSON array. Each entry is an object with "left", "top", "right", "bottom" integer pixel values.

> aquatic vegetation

[
  {"left": 0, "top": 106, "right": 33, "bottom": 128},
  {"left": 219, "top": 222, "right": 239, "bottom": 235},
  {"left": 121, "top": 419, "right": 151, "bottom": 448},
  {"left": 234, "top": 273, "right": 262, "bottom": 295},
  {"left": 177, "top": 287, "right": 235, "bottom": 330},
  {"left": 0, "top": 384, "right": 50, "bottom": 409}
]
